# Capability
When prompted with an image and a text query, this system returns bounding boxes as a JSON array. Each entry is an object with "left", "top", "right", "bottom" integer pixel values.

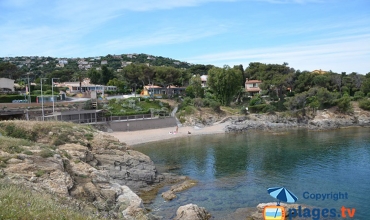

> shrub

[
  {"left": 249, "top": 104, "right": 268, "bottom": 113},
  {"left": 359, "top": 99, "right": 370, "bottom": 110},
  {"left": 35, "top": 170, "right": 45, "bottom": 177},
  {"left": 39, "top": 149, "right": 54, "bottom": 158},
  {"left": 1, "top": 123, "right": 37, "bottom": 142},
  {"left": 193, "top": 98, "right": 204, "bottom": 107},
  {"left": 209, "top": 100, "right": 221, "bottom": 112},
  {"left": 336, "top": 95, "right": 352, "bottom": 113},
  {"left": 184, "top": 106, "right": 195, "bottom": 115},
  {"left": 354, "top": 91, "right": 365, "bottom": 101}
]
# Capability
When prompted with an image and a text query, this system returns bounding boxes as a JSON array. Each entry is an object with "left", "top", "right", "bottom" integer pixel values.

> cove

[{"left": 135, "top": 127, "right": 370, "bottom": 219}]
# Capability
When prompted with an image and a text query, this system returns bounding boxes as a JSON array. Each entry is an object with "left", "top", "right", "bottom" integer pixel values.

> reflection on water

[{"left": 136, "top": 128, "right": 370, "bottom": 219}]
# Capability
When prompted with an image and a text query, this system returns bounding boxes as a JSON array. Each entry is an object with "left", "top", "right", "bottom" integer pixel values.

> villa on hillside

[
  {"left": 55, "top": 78, "right": 117, "bottom": 93},
  {"left": 201, "top": 75, "right": 208, "bottom": 87},
  {"left": 141, "top": 85, "right": 186, "bottom": 97},
  {"left": 312, "top": 69, "right": 327, "bottom": 74},
  {"left": 245, "top": 78, "right": 262, "bottom": 96}
]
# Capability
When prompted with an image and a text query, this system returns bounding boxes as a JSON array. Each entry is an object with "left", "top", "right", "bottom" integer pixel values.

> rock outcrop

[
  {"left": 174, "top": 203, "right": 211, "bottom": 220},
  {"left": 0, "top": 121, "right": 193, "bottom": 219},
  {"left": 225, "top": 108, "right": 370, "bottom": 132}
]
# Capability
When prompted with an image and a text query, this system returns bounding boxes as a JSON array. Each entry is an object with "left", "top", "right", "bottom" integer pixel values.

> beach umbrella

[{"left": 267, "top": 187, "right": 298, "bottom": 204}]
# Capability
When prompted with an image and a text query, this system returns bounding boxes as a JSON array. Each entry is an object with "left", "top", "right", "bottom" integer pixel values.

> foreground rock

[
  {"left": 0, "top": 121, "right": 195, "bottom": 219},
  {"left": 174, "top": 204, "right": 211, "bottom": 220}
]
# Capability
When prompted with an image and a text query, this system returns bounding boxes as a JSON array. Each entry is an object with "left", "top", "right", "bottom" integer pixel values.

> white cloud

[{"left": 186, "top": 33, "right": 370, "bottom": 73}]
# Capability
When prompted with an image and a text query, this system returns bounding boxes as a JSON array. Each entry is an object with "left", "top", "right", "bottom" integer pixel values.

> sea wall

[{"left": 109, "top": 117, "right": 177, "bottom": 132}]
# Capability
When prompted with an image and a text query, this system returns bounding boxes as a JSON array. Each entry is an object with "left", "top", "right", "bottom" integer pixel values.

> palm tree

[{"left": 73, "top": 71, "right": 86, "bottom": 93}]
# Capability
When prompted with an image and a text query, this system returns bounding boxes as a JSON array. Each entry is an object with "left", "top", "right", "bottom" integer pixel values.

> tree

[
  {"left": 121, "top": 64, "right": 143, "bottom": 93},
  {"left": 87, "top": 68, "right": 101, "bottom": 85},
  {"left": 107, "top": 78, "right": 127, "bottom": 93},
  {"left": 207, "top": 65, "right": 243, "bottom": 106},
  {"left": 155, "top": 66, "right": 183, "bottom": 97},
  {"left": 0, "top": 62, "right": 20, "bottom": 79},
  {"left": 72, "top": 71, "right": 86, "bottom": 93},
  {"left": 101, "top": 65, "right": 115, "bottom": 85},
  {"left": 189, "top": 75, "right": 204, "bottom": 98}
]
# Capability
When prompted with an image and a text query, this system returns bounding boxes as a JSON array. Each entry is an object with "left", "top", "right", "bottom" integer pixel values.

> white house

[
  {"left": 0, "top": 78, "right": 15, "bottom": 91},
  {"left": 200, "top": 75, "right": 208, "bottom": 87}
]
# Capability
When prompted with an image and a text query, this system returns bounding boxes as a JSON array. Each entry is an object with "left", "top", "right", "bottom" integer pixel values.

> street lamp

[
  {"left": 40, "top": 78, "right": 47, "bottom": 121},
  {"left": 52, "top": 78, "right": 60, "bottom": 113}
]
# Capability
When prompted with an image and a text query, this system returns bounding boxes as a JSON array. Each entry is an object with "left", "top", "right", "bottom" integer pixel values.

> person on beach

[{"left": 176, "top": 126, "right": 178, "bottom": 133}]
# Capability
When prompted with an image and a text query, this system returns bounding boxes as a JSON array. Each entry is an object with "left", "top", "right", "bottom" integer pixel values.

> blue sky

[{"left": 0, "top": 0, "right": 369, "bottom": 74}]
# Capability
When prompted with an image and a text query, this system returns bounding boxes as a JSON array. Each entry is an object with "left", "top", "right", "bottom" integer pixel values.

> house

[
  {"left": 245, "top": 78, "right": 262, "bottom": 96},
  {"left": 0, "top": 78, "right": 15, "bottom": 92},
  {"left": 312, "top": 69, "right": 327, "bottom": 74},
  {"left": 55, "top": 78, "right": 117, "bottom": 94},
  {"left": 101, "top": 60, "right": 108, "bottom": 65},
  {"left": 141, "top": 85, "right": 163, "bottom": 96},
  {"left": 200, "top": 75, "right": 208, "bottom": 87},
  {"left": 141, "top": 85, "right": 186, "bottom": 97},
  {"left": 167, "top": 85, "right": 186, "bottom": 96}
]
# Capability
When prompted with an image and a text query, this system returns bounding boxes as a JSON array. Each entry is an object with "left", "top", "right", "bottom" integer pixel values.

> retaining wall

[{"left": 109, "top": 117, "right": 177, "bottom": 132}]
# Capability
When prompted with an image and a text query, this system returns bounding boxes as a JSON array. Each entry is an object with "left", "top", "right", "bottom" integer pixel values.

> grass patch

[
  {"left": 0, "top": 156, "right": 10, "bottom": 168},
  {"left": 39, "top": 149, "right": 54, "bottom": 158},
  {"left": 84, "top": 133, "right": 94, "bottom": 141},
  {"left": 0, "top": 122, "right": 37, "bottom": 141},
  {"left": 35, "top": 170, "right": 45, "bottom": 177},
  {"left": 23, "top": 150, "right": 33, "bottom": 155},
  {"left": 0, "top": 180, "right": 101, "bottom": 220},
  {"left": 61, "top": 150, "right": 72, "bottom": 159},
  {"left": 0, "top": 136, "right": 31, "bottom": 154}
]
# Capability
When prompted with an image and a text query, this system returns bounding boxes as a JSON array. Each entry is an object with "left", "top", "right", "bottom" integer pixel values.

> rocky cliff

[
  {"left": 0, "top": 121, "right": 190, "bottom": 219},
  {"left": 224, "top": 106, "right": 370, "bottom": 132}
]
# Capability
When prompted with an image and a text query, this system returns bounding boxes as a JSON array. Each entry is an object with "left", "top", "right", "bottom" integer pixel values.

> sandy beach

[{"left": 110, "top": 122, "right": 230, "bottom": 146}]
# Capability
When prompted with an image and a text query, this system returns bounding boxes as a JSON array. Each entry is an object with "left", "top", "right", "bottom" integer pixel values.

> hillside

[{"left": 0, "top": 53, "right": 193, "bottom": 81}]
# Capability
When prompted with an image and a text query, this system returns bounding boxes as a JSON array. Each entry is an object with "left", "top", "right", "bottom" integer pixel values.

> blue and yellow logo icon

[{"left": 263, "top": 206, "right": 285, "bottom": 220}]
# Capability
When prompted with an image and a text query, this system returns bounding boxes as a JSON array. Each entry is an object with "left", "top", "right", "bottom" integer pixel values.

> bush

[
  {"left": 249, "top": 104, "right": 268, "bottom": 113},
  {"left": 336, "top": 95, "right": 352, "bottom": 113},
  {"left": 359, "top": 99, "right": 370, "bottom": 110},
  {"left": 1, "top": 123, "right": 37, "bottom": 142},
  {"left": 193, "top": 98, "right": 204, "bottom": 107},
  {"left": 0, "top": 95, "right": 37, "bottom": 103},
  {"left": 354, "top": 91, "right": 365, "bottom": 101},
  {"left": 209, "top": 100, "right": 221, "bottom": 112},
  {"left": 184, "top": 106, "right": 195, "bottom": 115},
  {"left": 39, "top": 149, "right": 54, "bottom": 158}
]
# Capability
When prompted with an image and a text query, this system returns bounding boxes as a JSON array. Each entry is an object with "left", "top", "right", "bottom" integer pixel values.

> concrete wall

[{"left": 110, "top": 117, "right": 177, "bottom": 132}]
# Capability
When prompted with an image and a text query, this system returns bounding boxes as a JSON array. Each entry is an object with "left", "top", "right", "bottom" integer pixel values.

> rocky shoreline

[{"left": 224, "top": 109, "right": 370, "bottom": 132}]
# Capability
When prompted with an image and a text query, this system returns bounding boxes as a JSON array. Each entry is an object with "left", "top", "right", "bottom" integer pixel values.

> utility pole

[
  {"left": 27, "top": 72, "right": 31, "bottom": 103},
  {"left": 52, "top": 78, "right": 60, "bottom": 113},
  {"left": 40, "top": 78, "right": 47, "bottom": 121}
]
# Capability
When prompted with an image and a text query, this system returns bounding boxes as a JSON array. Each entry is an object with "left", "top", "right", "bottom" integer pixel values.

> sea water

[{"left": 135, "top": 127, "right": 370, "bottom": 219}]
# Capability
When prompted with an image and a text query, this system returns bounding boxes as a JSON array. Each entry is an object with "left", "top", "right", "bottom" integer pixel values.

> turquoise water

[{"left": 135, "top": 128, "right": 370, "bottom": 219}]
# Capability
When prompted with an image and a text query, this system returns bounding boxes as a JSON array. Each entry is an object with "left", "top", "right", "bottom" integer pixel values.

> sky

[{"left": 0, "top": 0, "right": 369, "bottom": 74}]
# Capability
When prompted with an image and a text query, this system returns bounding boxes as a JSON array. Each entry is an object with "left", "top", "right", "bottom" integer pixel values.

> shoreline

[
  {"left": 109, "top": 118, "right": 370, "bottom": 147},
  {"left": 110, "top": 121, "right": 231, "bottom": 146}
]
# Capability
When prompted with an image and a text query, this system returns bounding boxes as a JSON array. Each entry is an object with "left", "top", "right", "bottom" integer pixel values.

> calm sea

[{"left": 135, "top": 127, "right": 370, "bottom": 219}]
